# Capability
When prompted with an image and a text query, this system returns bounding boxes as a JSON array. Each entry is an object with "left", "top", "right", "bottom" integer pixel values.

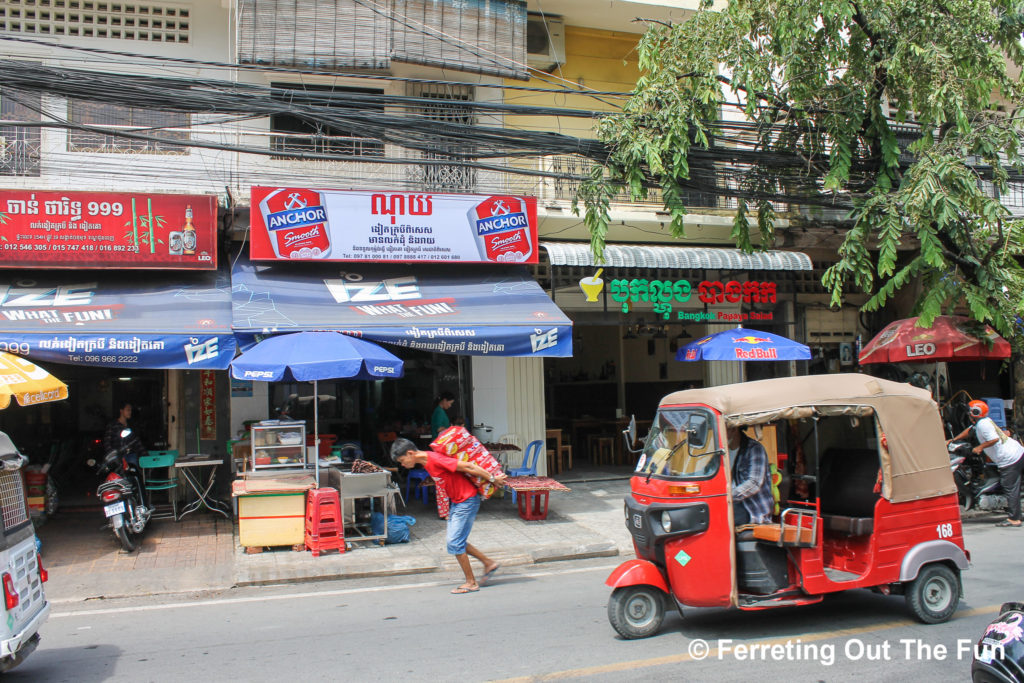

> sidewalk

[{"left": 37, "top": 469, "right": 636, "bottom": 603}]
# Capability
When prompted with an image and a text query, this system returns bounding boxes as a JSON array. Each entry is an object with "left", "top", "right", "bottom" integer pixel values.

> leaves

[{"left": 577, "top": 0, "right": 1024, "bottom": 351}]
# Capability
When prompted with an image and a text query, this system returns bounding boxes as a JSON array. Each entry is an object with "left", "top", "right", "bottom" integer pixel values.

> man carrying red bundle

[{"left": 391, "top": 437, "right": 506, "bottom": 593}]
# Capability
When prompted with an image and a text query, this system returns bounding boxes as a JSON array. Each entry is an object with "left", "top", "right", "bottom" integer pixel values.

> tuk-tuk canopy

[{"left": 659, "top": 374, "right": 954, "bottom": 503}]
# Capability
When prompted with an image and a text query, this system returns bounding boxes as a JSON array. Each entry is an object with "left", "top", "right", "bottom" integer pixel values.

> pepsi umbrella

[
  {"left": 676, "top": 327, "right": 811, "bottom": 361},
  {"left": 231, "top": 331, "right": 404, "bottom": 486}
]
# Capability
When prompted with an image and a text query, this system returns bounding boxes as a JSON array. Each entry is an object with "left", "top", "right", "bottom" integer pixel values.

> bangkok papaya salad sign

[
  {"left": 0, "top": 190, "right": 217, "bottom": 269},
  {"left": 249, "top": 186, "right": 538, "bottom": 264}
]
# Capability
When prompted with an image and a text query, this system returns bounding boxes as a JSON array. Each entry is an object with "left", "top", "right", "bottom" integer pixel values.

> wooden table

[{"left": 505, "top": 476, "right": 571, "bottom": 520}]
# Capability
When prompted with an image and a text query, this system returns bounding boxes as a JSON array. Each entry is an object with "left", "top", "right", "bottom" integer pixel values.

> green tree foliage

[{"left": 576, "top": 0, "right": 1024, "bottom": 341}]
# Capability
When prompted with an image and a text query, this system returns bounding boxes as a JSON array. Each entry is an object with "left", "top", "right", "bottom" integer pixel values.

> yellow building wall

[{"left": 503, "top": 25, "right": 643, "bottom": 139}]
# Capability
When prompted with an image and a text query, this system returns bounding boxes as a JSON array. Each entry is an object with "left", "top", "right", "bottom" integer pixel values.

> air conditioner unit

[{"left": 526, "top": 13, "right": 566, "bottom": 71}]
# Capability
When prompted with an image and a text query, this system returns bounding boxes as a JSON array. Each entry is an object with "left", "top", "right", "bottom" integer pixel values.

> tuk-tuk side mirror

[
  {"left": 622, "top": 415, "right": 639, "bottom": 453},
  {"left": 687, "top": 414, "right": 709, "bottom": 450}
]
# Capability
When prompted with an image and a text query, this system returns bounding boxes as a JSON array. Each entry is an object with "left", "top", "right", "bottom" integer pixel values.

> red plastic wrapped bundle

[{"left": 430, "top": 426, "right": 504, "bottom": 499}]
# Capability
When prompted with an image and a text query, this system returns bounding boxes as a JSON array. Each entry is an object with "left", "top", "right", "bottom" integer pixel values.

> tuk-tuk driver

[{"left": 728, "top": 425, "right": 773, "bottom": 525}]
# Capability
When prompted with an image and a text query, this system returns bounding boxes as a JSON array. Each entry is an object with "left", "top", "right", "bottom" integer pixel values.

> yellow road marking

[{"left": 490, "top": 604, "right": 1002, "bottom": 682}]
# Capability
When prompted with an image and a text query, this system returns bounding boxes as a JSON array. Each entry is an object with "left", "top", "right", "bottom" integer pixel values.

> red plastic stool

[
  {"left": 516, "top": 490, "right": 550, "bottom": 520},
  {"left": 305, "top": 488, "right": 344, "bottom": 557}
]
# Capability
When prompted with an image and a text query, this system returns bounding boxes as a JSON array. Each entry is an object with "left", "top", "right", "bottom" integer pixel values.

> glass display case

[{"left": 250, "top": 420, "right": 308, "bottom": 471}]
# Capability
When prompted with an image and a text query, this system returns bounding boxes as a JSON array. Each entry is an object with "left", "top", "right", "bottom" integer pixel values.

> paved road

[{"left": 14, "top": 517, "right": 1023, "bottom": 682}]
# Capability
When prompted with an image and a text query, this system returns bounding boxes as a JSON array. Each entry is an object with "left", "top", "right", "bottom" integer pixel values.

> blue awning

[
  {"left": 0, "top": 269, "right": 235, "bottom": 369},
  {"left": 232, "top": 259, "right": 572, "bottom": 357}
]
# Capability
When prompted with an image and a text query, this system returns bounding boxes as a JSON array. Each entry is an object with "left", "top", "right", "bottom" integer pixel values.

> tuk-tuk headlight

[{"left": 660, "top": 511, "right": 672, "bottom": 532}]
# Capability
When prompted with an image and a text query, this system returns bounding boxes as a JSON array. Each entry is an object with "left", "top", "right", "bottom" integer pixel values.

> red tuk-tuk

[{"left": 606, "top": 374, "right": 969, "bottom": 639}]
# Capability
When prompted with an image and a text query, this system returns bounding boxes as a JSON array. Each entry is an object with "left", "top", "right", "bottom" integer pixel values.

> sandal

[
  {"left": 995, "top": 520, "right": 1022, "bottom": 528},
  {"left": 480, "top": 564, "right": 501, "bottom": 586},
  {"left": 451, "top": 585, "right": 479, "bottom": 594}
]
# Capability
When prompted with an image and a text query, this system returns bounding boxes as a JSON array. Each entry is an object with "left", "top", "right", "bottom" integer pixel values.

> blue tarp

[
  {"left": 0, "top": 269, "right": 235, "bottom": 369},
  {"left": 231, "top": 259, "right": 572, "bottom": 357}
]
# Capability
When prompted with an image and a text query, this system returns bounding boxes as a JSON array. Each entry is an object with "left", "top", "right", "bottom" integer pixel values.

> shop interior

[{"left": 0, "top": 367, "right": 167, "bottom": 509}]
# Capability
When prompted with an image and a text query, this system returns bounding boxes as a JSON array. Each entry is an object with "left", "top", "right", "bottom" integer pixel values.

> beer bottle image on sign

[
  {"left": 181, "top": 205, "right": 196, "bottom": 255},
  {"left": 467, "top": 196, "right": 533, "bottom": 263},
  {"left": 259, "top": 188, "right": 332, "bottom": 259}
]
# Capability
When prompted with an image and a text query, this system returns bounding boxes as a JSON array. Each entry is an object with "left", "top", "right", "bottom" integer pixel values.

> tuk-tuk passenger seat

[{"left": 819, "top": 448, "right": 879, "bottom": 536}]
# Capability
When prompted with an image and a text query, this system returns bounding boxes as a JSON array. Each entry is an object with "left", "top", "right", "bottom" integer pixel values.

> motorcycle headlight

[{"left": 661, "top": 510, "right": 672, "bottom": 532}]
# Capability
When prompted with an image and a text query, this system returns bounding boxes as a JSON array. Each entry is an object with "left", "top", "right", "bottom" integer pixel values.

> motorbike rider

[
  {"left": 103, "top": 401, "right": 148, "bottom": 501},
  {"left": 949, "top": 400, "right": 1023, "bottom": 528}
]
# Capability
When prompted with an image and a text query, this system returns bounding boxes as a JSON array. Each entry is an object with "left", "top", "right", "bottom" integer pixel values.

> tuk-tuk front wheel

[
  {"left": 608, "top": 585, "right": 667, "bottom": 639},
  {"left": 906, "top": 564, "right": 959, "bottom": 624}
]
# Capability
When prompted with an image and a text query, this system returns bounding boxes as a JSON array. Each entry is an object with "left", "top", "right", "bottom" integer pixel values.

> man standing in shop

[{"left": 391, "top": 437, "right": 506, "bottom": 593}]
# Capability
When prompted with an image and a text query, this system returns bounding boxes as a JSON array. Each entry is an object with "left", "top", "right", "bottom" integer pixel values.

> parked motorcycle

[
  {"left": 972, "top": 601, "right": 1024, "bottom": 682},
  {"left": 949, "top": 440, "right": 1005, "bottom": 511},
  {"left": 90, "top": 429, "right": 149, "bottom": 552}
]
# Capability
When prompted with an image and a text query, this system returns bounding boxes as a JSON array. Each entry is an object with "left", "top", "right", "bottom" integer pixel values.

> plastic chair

[
  {"left": 508, "top": 440, "right": 543, "bottom": 504},
  {"left": 140, "top": 450, "right": 179, "bottom": 520},
  {"left": 405, "top": 468, "right": 432, "bottom": 504},
  {"left": 510, "top": 440, "right": 542, "bottom": 477}
]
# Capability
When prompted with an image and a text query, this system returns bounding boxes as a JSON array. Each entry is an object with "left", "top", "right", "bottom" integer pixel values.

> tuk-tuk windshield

[{"left": 636, "top": 407, "right": 720, "bottom": 479}]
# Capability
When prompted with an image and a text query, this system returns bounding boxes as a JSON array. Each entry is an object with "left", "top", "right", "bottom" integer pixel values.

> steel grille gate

[{"left": 0, "top": 471, "right": 28, "bottom": 532}]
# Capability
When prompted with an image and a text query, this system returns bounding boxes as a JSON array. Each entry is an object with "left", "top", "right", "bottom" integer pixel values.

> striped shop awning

[{"left": 540, "top": 242, "right": 813, "bottom": 271}]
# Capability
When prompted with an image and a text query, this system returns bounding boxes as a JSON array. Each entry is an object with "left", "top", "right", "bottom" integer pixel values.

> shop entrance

[{"left": 0, "top": 367, "right": 167, "bottom": 510}]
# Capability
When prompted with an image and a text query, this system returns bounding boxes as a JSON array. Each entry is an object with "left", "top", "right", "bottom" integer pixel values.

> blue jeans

[{"left": 446, "top": 495, "right": 480, "bottom": 555}]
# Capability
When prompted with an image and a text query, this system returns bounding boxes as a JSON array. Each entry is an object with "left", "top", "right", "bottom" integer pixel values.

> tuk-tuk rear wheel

[
  {"left": 906, "top": 564, "right": 959, "bottom": 624},
  {"left": 608, "top": 585, "right": 667, "bottom": 639}
]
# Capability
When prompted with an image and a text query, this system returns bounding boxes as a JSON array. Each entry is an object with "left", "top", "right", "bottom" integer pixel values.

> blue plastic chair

[
  {"left": 405, "top": 468, "right": 432, "bottom": 504},
  {"left": 508, "top": 440, "right": 543, "bottom": 504},
  {"left": 982, "top": 398, "right": 1007, "bottom": 428},
  {"left": 510, "top": 440, "right": 542, "bottom": 477}
]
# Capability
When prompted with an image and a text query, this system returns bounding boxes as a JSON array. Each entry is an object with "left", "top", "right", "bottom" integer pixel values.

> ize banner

[
  {"left": 0, "top": 190, "right": 217, "bottom": 269},
  {"left": 249, "top": 186, "right": 538, "bottom": 264}
]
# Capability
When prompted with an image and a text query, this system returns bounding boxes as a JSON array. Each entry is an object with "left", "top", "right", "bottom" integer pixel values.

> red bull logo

[
  {"left": 733, "top": 335, "right": 773, "bottom": 345},
  {"left": 735, "top": 347, "right": 779, "bottom": 360},
  {"left": 467, "top": 196, "right": 533, "bottom": 263}
]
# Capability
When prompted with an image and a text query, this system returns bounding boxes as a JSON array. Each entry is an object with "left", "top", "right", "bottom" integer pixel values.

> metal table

[
  {"left": 175, "top": 454, "right": 231, "bottom": 519},
  {"left": 329, "top": 469, "right": 399, "bottom": 545}
]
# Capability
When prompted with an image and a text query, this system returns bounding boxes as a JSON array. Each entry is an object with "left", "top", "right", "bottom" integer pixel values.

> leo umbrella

[
  {"left": 0, "top": 352, "right": 68, "bottom": 409},
  {"left": 676, "top": 326, "right": 811, "bottom": 361},
  {"left": 858, "top": 316, "right": 1011, "bottom": 364},
  {"left": 231, "top": 331, "right": 403, "bottom": 486}
]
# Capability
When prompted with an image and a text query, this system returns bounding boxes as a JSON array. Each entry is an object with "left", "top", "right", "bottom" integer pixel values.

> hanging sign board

[
  {"left": 0, "top": 190, "right": 217, "bottom": 269},
  {"left": 249, "top": 186, "right": 538, "bottom": 264}
]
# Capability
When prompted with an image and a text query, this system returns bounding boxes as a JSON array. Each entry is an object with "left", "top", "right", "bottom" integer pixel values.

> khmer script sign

[{"left": 249, "top": 186, "right": 538, "bottom": 264}]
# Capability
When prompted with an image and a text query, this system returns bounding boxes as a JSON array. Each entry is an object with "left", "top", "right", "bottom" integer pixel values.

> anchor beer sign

[{"left": 250, "top": 187, "right": 538, "bottom": 264}]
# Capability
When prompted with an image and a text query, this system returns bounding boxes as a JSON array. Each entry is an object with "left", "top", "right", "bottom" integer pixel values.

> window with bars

[
  {"left": 67, "top": 99, "right": 189, "bottom": 153},
  {"left": 0, "top": 0, "right": 190, "bottom": 42},
  {"left": 406, "top": 83, "right": 476, "bottom": 192},
  {"left": 0, "top": 85, "right": 41, "bottom": 176},
  {"left": 237, "top": 0, "right": 527, "bottom": 80},
  {"left": 269, "top": 83, "right": 385, "bottom": 159}
]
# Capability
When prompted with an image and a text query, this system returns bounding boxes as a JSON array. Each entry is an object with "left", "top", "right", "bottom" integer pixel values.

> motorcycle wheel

[
  {"left": 608, "top": 585, "right": 667, "bottom": 639},
  {"left": 112, "top": 517, "right": 137, "bottom": 553},
  {"left": 906, "top": 564, "right": 959, "bottom": 624}
]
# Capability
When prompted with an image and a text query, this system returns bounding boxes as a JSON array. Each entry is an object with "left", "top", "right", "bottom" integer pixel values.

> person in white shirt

[{"left": 950, "top": 400, "right": 1023, "bottom": 527}]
